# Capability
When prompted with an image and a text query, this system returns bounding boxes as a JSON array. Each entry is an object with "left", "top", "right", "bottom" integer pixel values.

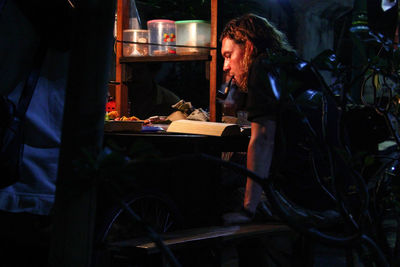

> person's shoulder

[
  {"left": 249, "top": 52, "right": 296, "bottom": 79},
  {"left": 249, "top": 54, "right": 270, "bottom": 76},
  {"left": 252, "top": 54, "right": 269, "bottom": 68},
  {"left": 255, "top": 51, "right": 300, "bottom": 68},
  {"left": 253, "top": 52, "right": 318, "bottom": 87}
]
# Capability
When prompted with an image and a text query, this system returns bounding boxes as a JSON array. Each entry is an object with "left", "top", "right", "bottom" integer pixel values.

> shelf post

[
  {"left": 116, "top": 0, "right": 129, "bottom": 116},
  {"left": 209, "top": 0, "right": 219, "bottom": 122}
]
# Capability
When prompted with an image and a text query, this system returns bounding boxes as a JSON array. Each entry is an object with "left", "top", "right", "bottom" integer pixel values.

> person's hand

[{"left": 222, "top": 208, "right": 255, "bottom": 225}]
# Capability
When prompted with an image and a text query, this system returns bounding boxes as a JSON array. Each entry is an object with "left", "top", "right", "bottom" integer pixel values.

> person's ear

[{"left": 245, "top": 41, "right": 254, "bottom": 56}]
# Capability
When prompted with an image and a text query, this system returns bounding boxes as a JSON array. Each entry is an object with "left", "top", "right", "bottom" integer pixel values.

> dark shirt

[
  {"left": 246, "top": 54, "right": 338, "bottom": 211},
  {"left": 247, "top": 56, "right": 280, "bottom": 122}
]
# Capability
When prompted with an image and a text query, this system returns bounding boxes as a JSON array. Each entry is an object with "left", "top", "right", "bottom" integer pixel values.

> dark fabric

[
  {"left": 246, "top": 56, "right": 279, "bottom": 122},
  {"left": 0, "top": 44, "right": 46, "bottom": 188},
  {"left": 246, "top": 54, "right": 338, "bottom": 211},
  {"left": 273, "top": 91, "right": 338, "bottom": 211},
  {"left": 0, "top": 0, "right": 70, "bottom": 215}
]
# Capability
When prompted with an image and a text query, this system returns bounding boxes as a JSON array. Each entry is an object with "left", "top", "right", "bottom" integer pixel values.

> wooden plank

[
  {"left": 109, "top": 223, "right": 291, "bottom": 255},
  {"left": 48, "top": 0, "right": 115, "bottom": 266},
  {"left": 115, "top": 0, "right": 130, "bottom": 116},
  {"left": 115, "top": 0, "right": 122, "bottom": 116},
  {"left": 209, "top": 0, "right": 218, "bottom": 122}
]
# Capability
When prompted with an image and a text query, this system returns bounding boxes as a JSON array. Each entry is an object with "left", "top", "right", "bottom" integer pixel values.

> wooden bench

[{"left": 105, "top": 223, "right": 293, "bottom": 265}]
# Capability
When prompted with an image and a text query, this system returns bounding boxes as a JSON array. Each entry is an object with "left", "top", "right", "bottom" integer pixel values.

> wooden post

[
  {"left": 48, "top": 0, "right": 116, "bottom": 266},
  {"left": 209, "top": 0, "right": 221, "bottom": 122},
  {"left": 115, "top": 0, "right": 130, "bottom": 116}
]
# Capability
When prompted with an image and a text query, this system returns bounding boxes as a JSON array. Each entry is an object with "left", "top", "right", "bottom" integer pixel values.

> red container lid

[{"left": 106, "top": 100, "right": 116, "bottom": 112}]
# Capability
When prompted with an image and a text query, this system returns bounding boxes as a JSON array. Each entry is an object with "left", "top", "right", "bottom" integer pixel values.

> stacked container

[
  {"left": 175, "top": 20, "right": 211, "bottom": 55},
  {"left": 147, "top": 19, "right": 176, "bottom": 56},
  {"left": 123, "top": 29, "right": 149, "bottom": 56}
]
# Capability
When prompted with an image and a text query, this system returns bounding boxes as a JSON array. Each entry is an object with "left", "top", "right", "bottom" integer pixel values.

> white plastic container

[
  {"left": 123, "top": 29, "right": 149, "bottom": 56},
  {"left": 175, "top": 20, "right": 211, "bottom": 55},
  {"left": 147, "top": 19, "right": 176, "bottom": 56}
]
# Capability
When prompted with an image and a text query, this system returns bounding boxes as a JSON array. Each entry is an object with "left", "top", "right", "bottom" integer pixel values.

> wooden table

[{"left": 103, "top": 132, "right": 250, "bottom": 156}]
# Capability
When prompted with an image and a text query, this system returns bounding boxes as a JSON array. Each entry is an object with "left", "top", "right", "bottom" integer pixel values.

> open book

[{"left": 166, "top": 120, "right": 241, "bottom": 136}]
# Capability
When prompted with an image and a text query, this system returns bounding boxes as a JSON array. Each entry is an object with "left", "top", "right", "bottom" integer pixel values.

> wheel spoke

[
  {"left": 163, "top": 213, "right": 174, "bottom": 232},
  {"left": 103, "top": 194, "right": 183, "bottom": 244}
]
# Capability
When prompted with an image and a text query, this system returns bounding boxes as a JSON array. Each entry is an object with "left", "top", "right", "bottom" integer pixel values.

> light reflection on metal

[
  {"left": 297, "top": 61, "right": 307, "bottom": 70},
  {"left": 268, "top": 73, "right": 280, "bottom": 100},
  {"left": 305, "top": 89, "right": 318, "bottom": 100},
  {"left": 67, "top": 0, "right": 75, "bottom": 8}
]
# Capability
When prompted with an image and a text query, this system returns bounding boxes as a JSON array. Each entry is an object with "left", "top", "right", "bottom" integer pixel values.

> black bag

[{"left": 0, "top": 44, "right": 46, "bottom": 188}]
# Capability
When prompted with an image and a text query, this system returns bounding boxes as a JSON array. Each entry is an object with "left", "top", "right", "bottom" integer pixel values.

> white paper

[{"left": 382, "top": 0, "right": 397, "bottom": 12}]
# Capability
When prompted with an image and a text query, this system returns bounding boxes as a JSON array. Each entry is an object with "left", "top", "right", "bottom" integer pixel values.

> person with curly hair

[{"left": 220, "top": 13, "right": 295, "bottom": 224}]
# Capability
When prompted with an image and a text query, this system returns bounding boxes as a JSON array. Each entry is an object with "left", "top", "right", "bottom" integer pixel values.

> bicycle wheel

[
  {"left": 93, "top": 190, "right": 184, "bottom": 267},
  {"left": 99, "top": 191, "right": 184, "bottom": 244}
]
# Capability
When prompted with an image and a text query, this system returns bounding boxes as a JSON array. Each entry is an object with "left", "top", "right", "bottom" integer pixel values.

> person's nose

[{"left": 223, "top": 59, "right": 230, "bottom": 72}]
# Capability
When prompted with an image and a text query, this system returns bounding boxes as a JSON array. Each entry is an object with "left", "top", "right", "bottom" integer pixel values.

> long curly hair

[{"left": 220, "top": 13, "right": 294, "bottom": 91}]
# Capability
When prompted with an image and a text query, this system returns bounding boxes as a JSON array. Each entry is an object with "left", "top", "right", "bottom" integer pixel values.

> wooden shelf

[
  {"left": 120, "top": 54, "right": 211, "bottom": 63},
  {"left": 115, "top": 0, "right": 220, "bottom": 120}
]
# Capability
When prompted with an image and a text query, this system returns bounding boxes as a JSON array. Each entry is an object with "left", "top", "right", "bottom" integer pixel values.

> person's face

[{"left": 221, "top": 37, "right": 246, "bottom": 88}]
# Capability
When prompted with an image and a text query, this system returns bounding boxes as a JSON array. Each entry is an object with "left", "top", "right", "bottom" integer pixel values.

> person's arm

[{"left": 244, "top": 117, "right": 276, "bottom": 214}]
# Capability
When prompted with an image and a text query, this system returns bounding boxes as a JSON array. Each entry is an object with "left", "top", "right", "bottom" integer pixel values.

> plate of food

[{"left": 104, "top": 112, "right": 144, "bottom": 132}]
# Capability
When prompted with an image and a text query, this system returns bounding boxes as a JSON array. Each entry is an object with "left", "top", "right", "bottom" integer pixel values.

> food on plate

[
  {"left": 105, "top": 111, "right": 142, "bottom": 122},
  {"left": 145, "top": 116, "right": 171, "bottom": 124},
  {"left": 106, "top": 111, "right": 120, "bottom": 120},
  {"left": 114, "top": 115, "right": 141, "bottom": 121}
]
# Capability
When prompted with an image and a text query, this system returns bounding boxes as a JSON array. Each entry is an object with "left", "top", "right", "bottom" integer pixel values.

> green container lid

[{"left": 175, "top": 20, "right": 209, "bottom": 24}]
